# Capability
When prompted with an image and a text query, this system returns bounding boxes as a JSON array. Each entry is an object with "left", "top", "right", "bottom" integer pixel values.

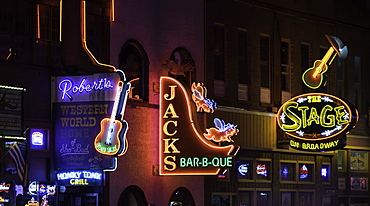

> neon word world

[
  {"left": 160, "top": 77, "right": 239, "bottom": 175},
  {"left": 277, "top": 93, "right": 358, "bottom": 151}
]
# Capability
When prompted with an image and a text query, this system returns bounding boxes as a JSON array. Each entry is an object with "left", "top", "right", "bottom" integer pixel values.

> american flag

[{"left": 8, "top": 142, "right": 27, "bottom": 184}]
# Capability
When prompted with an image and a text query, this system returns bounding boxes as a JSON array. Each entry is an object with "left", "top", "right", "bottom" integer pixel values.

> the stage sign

[{"left": 277, "top": 93, "right": 358, "bottom": 151}]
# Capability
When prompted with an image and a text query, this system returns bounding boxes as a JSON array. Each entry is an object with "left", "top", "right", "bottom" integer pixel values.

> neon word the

[
  {"left": 179, "top": 157, "right": 232, "bottom": 168},
  {"left": 238, "top": 164, "right": 249, "bottom": 176},
  {"left": 58, "top": 78, "right": 114, "bottom": 100}
]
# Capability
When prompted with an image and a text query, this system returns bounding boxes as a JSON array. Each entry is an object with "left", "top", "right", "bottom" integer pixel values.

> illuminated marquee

[
  {"left": 56, "top": 170, "right": 103, "bottom": 186},
  {"left": 160, "top": 77, "right": 239, "bottom": 175},
  {"left": 277, "top": 93, "right": 358, "bottom": 151}
]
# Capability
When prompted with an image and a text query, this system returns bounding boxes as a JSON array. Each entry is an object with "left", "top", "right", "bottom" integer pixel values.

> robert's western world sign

[
  {"left": 160, "top": 77, "right": 239, "bottom": 175},
  {"left": 277, "top": 93, "right": 358, "bottom": 151}
]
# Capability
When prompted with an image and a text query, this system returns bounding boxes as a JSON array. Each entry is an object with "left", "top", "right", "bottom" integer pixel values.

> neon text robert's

[{"left": 58, "top": 78, "right": 114, "bottom": 101}]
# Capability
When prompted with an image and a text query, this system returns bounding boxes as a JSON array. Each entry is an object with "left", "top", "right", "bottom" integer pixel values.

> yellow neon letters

[{"left": 282, "top": 102, "right": 348, "bottom": 132}]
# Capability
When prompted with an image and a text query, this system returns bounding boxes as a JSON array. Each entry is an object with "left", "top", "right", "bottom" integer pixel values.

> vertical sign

[{"left": 159, "top": 77, "right": 239, "bottom": 175}]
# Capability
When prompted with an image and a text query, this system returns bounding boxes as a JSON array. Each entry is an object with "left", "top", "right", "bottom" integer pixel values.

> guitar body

[
  {"left": 94, "top": 118, "right": 123, "bottom": 155},
  {"left": 302, "top": 60, "right": 328, "bottom": 89},
  {"left": 116, "top": 120, "right": 129, "bottom": 156}
]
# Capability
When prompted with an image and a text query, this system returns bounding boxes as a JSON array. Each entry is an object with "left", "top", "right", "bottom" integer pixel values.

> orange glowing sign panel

[
  {"left": 277, "top": 93, "right": 358, "bottom": 151},
  {"left": 160, "top": 77, "right": 239, "bottom": 175}
]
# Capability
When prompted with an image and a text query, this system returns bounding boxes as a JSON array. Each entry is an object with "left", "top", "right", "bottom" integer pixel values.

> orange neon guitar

[
  {"left": 94, "top": 80, "right": 130, "bottom": 155},
  {"left": 302, "top": 35, "right": 348, "bottom": 89}
]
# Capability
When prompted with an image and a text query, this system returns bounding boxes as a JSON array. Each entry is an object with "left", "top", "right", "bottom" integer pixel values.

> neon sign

[
  {"left": 277, "top": 93, "right": 358, "bottom": 151},
  {"left": 191, "top": 82, "right": 217, "bottom": 113},
  {"left": 58, "top": 78, "right": 114, "bottom": 101},
  {"left": 300, "top": 165, "right": 308, "bottom": 179},
  {"left": 0, "top": 183, "right": 10, "bottom": 193},
  {"left": 56, "top": 170, "right": 103, "bottom": 186},
  {"left": 238, "top": 164, "right": 249, "bottom": 176},
  {"left": 256, "top": 164, "right": 267, "bottom": 177},
  {"left": 160, "top": 77, "right": 239, "bottom": 175}
]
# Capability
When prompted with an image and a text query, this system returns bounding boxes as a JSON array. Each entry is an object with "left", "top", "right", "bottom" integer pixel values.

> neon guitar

[
  {"left": 302, "top": 35, "right": 348, "bottom": 89},
  {"left": 302, "top": 47, "right": 336, "bottom": 89},
  {"left": 94, "top": 80, "right": 130, "bottom": 155}
]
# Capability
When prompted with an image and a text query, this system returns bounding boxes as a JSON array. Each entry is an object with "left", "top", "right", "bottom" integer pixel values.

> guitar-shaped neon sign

[
  {"left": 302, "top": 35, "right": 348, "bottom": 89},
  {"left": 94, "top": 71, "right": 131, "bottom": 156}
]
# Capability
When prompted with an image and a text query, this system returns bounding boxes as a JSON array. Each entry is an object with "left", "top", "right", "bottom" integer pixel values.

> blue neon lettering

[{"left": 58, "top": 78, "right": 114, "bottom": 100}]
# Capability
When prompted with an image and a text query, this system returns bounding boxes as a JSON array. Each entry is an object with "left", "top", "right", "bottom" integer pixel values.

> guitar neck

[
  {"left": 320, "top": 47, "right": 335, "bottom": 66},
  {"left": 110, "top": 81, "right": 123, "bottom": 121}
]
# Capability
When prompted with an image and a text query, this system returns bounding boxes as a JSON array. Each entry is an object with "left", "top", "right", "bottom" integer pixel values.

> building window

[
  {"left": 301, "top": 43, "right": 310, "bottom": 93},
  {"left": 119, "top": 39, "right": 149, "bottom": 101},
  {"left": 211, "top": 194, "right": 231, "bottom": 206},
  {"left": 238, "top": 191, "right": 253, "bottom": 206},
  {"left": 281, "top": 191, "right": 295, "bottom": 206},
  {"left": 298, "top": 163, "right": 314, "bottom": 182},
  {"left": 280, "top": 162, "right": 296, "bottom": 182},
  {"left": 318, "top": 47, "right": 328, "bottom": 93},
  {"left": 298, "top": 192, "right": 314, "bottom": 206},
  {"left": 337, "top": 150, "right": 346, "bottom": 171},
  {"left": 237, "top": 159, "right": 253, "bottom": 181},
  {"left": 281, "top": 39, "right": 291, "bottom": 103},
  {"left": 354, "top": 56, "right": 361, "bottom": 109},
  {"left": 238, "top": 28, "right": 248, "bottom": 101},
  {"left": 337, "top": 58, "right": 344, "bottom": 97},
  {"left": 164, "top": 47, "right": 196, "bottom": 86},
  {"left": 350, "top": 151, "right": 367, "bottom": 171},
  {"left": 350, "top": 177, "right": 368, "bottom": 191},
  {"left": 0, "top": 0, "right": 32, "bottom": 64},
  {"left": 281, "top": 40, "right": 291, "bottom": 92},
  {"left": 260, "top": 35, "right": 270, "bottom": 104},
  {"left": 321, "top": 164, "right": 330, "bottom": 183},
  {"left": 37, "top": 4, "right": 60, "bottom": 41},
  {"left": 257, "top": 191, "right": 271, "bottom": 206},
  {"left": 213, "top": 23, "right": 225, "bottom": 81},
  {"left": 256, "top": 160, "right": 271, "bottom": 181},
  {"left": 213, "top": 23, "right": 226, "bottom": 97}
]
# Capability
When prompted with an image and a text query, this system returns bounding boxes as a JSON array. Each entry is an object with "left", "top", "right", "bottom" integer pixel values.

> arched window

[
  {"left": 163, "top": 47, "right": 196, "bottom": 86},
  {"left": 117, "top": 185, "right": 148, "bottom": 206},
  {"left": 119, "top": 39, "right": 149, "bottom": 101},
  {"left": 168, "top": 187, "right": 196, "bottom": 206}
]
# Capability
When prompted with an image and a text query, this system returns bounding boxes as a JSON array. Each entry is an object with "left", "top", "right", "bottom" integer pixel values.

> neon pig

[{"left": 58, "top": 78, "right": 114, "bottom": 101}]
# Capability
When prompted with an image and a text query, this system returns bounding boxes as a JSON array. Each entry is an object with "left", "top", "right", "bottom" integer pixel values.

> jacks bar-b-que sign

[
  {"left": 160, "top": 77, "right": 239, "bottom": 175},
  {"left": 277, "top": 93, "right": 358, "bottom": 151}
]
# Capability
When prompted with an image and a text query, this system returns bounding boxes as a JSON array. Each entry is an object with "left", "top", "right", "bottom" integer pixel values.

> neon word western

[{"left": 58, "top": 78, "right": 114, "bottom": 100}]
